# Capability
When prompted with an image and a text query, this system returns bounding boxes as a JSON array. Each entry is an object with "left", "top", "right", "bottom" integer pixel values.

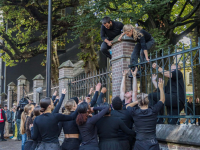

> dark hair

[
  {"left": 4, "top": 105, "right": 7, "bottom": 107},
  {"left": 40, "top": 97, "right": 51, "bottom": 112},
  {"left": 112, "top": 96, "right": 122, "bottom": 110},
  {"left": 76, "top": 102, "right": 89, "bottom": 126},
  {"left": 62, "top": 106, "right": 65, "bottom": 113},
  {"left": 33, "top": 106, "right": 41, "bottom": 117},
  {"left": 70, "top": 97, "right": 79, "bottom": 104},
  {"left": 101, "top": 17, "right": 111, "bottom": 24}
]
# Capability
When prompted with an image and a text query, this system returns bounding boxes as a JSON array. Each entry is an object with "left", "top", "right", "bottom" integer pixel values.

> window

[{"left": 189, "top": 72, "right": 192, "bottom": 84}]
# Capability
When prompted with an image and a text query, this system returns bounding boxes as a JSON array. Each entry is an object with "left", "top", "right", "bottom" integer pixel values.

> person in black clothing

[
  {"left": 118, "top": 24, "right": 155, "bottom": 71},
  {"left": 59, "top": 99, "right": 79, "bottom": 150},
  {"left": 0, "top": 104, "right": 6, "bottom": 141},
  {"left": 111, "top": 96, "right": 135, "bottom": 150},
  {"left": 100, "top": 16, "right": 124, "bottom": 59},
  {"left": 16, "top": 105, "right": 23, "bottom": 141},
  {"left": 149, "top": 63, "right": 185, "bottom": 124},
  {"left": 187, "top": 97, "right": 194, "bottom": 123},
  {"left": 96, "top": 108, "right": 135, "bottom": 150},
  {"left": 126, "top": 69, "right": 165, "bottom": 150},
  {"left": 76, "top": 102, "right": 109, "bottom": 150},
  {"left": 31, "top": 89, "right": 78, "bottom": 150}
]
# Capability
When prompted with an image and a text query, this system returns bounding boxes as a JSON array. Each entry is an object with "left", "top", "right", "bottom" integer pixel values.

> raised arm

[
  {"left": 52, "top": 91, "right": 57, "bottom": 101},
  {"left": 87, "top": 88, "right": 94, "bottom": 97},
  {"left": 158, "top": 78, "right": 165, "bottom": 104},
  {"left": 126, "top": 101, "right": 138, "bottom": 109},
  {"left": 97, "top": 87, "right": 107, "bottom": 106},
  {"left": 151, "top": 74, "right": 158, "bottom": 89},
  {"left": 53, "top": 89, "right": 66, "bottom": 113},
  {"left": 120, "top": 70, "right": 128, "bottom": 101},
  {"left": 90, "top": 83, "right": 101, "bottom": 107},
  {"left": 131, "top": 68, "right": 138, "bottom": 102}
]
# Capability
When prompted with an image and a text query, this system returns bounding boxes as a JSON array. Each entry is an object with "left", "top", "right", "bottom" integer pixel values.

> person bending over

[
  {"left": 100, "top": 16, "right": 124, "bottom": 59},
  {"left": 126, "top": 68, "right": 165, "bottom": 150},
  {"left": 76, "top": 102, "right": 109, "bottom": 150},
  {"left": 120, "top": 70, "right": 133, "bottom": 110},
  {"left": 118, "top": 25, "right": 155, "bottom": 73},
  {"left": 149, "top": 63, "right": 185, "bottom": 124}
]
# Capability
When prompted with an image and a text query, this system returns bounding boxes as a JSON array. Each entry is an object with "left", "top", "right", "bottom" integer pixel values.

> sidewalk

[{"left": 0, "top": 139, "right": 21, "bottom": 150}]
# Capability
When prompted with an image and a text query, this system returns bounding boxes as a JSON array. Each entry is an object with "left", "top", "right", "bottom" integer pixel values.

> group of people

[{"left": 0, "top": 16, "right": 187, "bottom": 150}]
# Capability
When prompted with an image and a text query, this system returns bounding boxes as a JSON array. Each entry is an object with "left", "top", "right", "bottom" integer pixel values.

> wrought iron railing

[
  {"left": 68, "top": 68, "right": 112, "bottom": 103},
  {"left": 130, "top": 37, "right": 200, "bottom": 124}
]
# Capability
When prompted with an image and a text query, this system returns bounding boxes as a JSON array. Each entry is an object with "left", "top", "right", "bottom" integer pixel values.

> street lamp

[{"left": 46, "top": 0, "right": 52, "bottom": 97}]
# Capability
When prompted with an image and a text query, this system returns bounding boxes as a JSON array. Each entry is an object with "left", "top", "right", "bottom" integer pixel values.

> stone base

[{"left": 159, "top": 142, "right": 200, "bottom": 150}]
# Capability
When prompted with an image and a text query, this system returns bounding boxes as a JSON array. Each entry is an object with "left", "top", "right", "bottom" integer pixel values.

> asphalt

[{"left": 0, "top": 138, "right": 21, "bottom": 150}]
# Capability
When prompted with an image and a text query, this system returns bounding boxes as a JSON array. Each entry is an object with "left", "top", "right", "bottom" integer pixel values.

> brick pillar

[
  {"left": 7, "top": 82, "right": 16, "bottom": 109},
  {"left": 33, "top": 74, "right": 44, "bottom": 104},
  {"left": 26, "top": 81, "right": 30, "bottom": 94},
  {"left": 17, "top": 75, "right": 27, "bottom": 103},
  {"left": 111, "top": 35, "right": 135, "bottom": 98}
]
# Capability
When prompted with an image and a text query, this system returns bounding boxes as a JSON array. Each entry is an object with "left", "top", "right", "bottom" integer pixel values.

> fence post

[
  {"left": 111, "top": 35, "right": 135, "bottom": 98},
  {"left": 59, "top": 60, "right": 74, "bottom": 110},
  {"left": 7, "top": 82, "right": 16, "bottom": 109},
  {"left": 17, "top": 75, "right": 27, "bottom": 103},
  {"left": 33, "top": 74, "right": 44, "bottom": 104}
]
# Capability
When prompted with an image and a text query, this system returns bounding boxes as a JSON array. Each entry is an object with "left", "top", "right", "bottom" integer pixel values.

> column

[
  {"left": 33, "top": 74, "right": 44, "bottom": 104},
  {"left": 17, "top": 75, "right": 27, "bottom": 103},
  {"left": 7, "top": 82, "right": 16, "bottom": 109},
  {"left": 111, "top": 35, "right": 135, "bottom": 98}
]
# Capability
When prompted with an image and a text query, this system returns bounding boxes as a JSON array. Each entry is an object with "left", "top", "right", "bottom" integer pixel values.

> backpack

[{"left": 0, "top": 109, "right": 4, "bottom": 123}]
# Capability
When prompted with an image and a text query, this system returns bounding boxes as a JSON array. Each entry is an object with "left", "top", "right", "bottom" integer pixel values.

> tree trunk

[
  {"left": 51, "top": 40, "right": 60, "bottom": 87},
  {"left": 79, "top": 30, "right": 99, "bottom": 74}
]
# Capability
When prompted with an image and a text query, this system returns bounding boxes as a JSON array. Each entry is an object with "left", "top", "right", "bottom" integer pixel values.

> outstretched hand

[
  {"left": 96, "top": 83, "right": 102, "bottom": 91},
  {"left": 131, "top": 67, "right": 138, "bottom": 77},
  {"left": 53, "top": 91, "right": 57, "bottom": 96},
  {"left": 151, "top": 74, "right": 157, "bottom": 81},
  {"left": 158, "top": 78, "right": 164, "bottom": 90},
  {"left": 122, "top": 70, "right": 129, "bottom": 76},
  {"left": 62, "top": 89, "right": 67, "bottom": 94},
  {"left": 89, "top": 88, "right": 94, "bottom": 95},
  {"left": 152, "top": 63, "right": 157, "bottom": 69},
  {"left": 101, "top": 87, "right": 107, "bottom": 94}
]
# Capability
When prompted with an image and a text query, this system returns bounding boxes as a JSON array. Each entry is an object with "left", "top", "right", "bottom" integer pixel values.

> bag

[
  {"left": 24, "top": 140, "right": 34, "bottom": 150},
  {"left": 0, "top": 109, "right": 4, "bottom": 123}
]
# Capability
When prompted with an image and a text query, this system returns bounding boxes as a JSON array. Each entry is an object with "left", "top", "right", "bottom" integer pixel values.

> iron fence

[
  {"left": 130, "top": 37, "right": 200, "bottom": 124},
  {"left": 68, "top": 68, "right": 112, "bottom": 103}
]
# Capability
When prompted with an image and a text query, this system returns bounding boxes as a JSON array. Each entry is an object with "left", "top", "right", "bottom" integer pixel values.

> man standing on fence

[
  {"left": 120, "top": 70, "right": 133, "bottom": 110},
  {"left": 148, "top": 63, "right": 185, "bottom": 124},
  {"left": 100, "top": 16, "right": 124, "bottom": 59}
]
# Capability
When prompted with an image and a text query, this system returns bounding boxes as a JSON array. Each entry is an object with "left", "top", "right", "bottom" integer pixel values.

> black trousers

[
  {"left": 119, "top": 140, "right": 130, "bottom": 150},
  {"left": 148, "top": 92, "right": 184, "bottom": 124},
  {"left": 0, "top": 123, "right": 5, "bottom": 139},
  {"left": 100, "top": 42, "right": 112, "bottom": 59},
  {"left": 37, "top": 142, "right": 61, "bottom": 150},
  {"left": 62, "top": 138, "right": 80, "bottom": 150},
  {"left": 133, "top": 139, "right": 160, "bottom": 150},
  {"left": 130, "top": 37, "right": 155, "bottom": 66}
]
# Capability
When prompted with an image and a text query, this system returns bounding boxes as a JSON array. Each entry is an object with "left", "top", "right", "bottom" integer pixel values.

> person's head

[
  {"left": 112, "top": 96, "right": 122, "bottom": 110},
  {"left": 32, "top": 106, "right": 41, "bottom": 120},
  {"left": 124, "top": 91, "right": 132, "bottom": 103},
  {"left": 20, "top": 104, "right": 34, "bottom": 134},
  {"left": 189, "top": 97, "right": 192, "bottom": 103},
  {"left": 196, "top": 98, "right": 200, "bottom": 103},
  {"left": 64, "top": 100, "right": 77, "bottom": 115},
  {"left": 171, "top": 64, "right": 181, "bottom": 71},
  {"left": 103, "top": 98, "right": 106, "bottom": 103},
  {"left": 102, "top": 17, "right": 112, "bottom": 29},
  {"left": 12, "top": 107, "right": 16, "bottom": 112},
  {"left": 4, "top": 105, "right": 7, "bottom": 111},
  {"left": 123, "top": 24, "right": 143, "bottom": 41},
  {"left": 76, "top": 102, "right": 90, "bottom": 126},
  {"left": 40, "top": 97, "right": 54, "bottom": 113},
  {"left": 138, "top": 93, "right": 149, "bottom": 107}
]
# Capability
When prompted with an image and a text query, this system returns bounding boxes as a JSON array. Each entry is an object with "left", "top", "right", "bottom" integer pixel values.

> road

[{"left": 0, "top": 139, "right": 21, "bottom": 150}]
